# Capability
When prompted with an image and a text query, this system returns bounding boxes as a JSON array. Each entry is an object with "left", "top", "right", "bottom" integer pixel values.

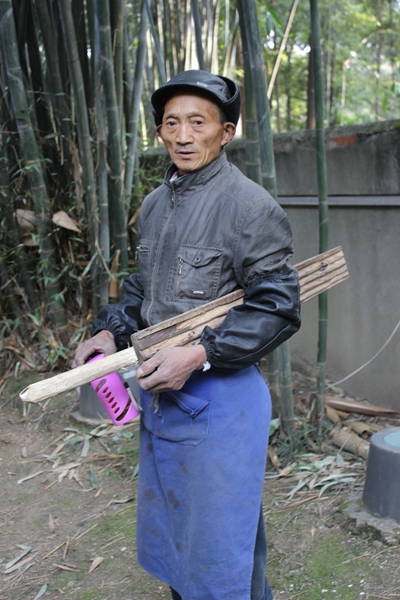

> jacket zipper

[
  {"left": 144, "top": 186, "right": 176, "bottom": 325},
  {"left": 174, "top": 257, "right": 183, "bottom": 296},
  {"left": 135, "top": 244, "right": 149, "bottom": 260}
]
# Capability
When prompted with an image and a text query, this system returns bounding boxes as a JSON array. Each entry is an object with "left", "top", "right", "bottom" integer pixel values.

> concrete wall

[
  {"left": 232, "top": 120, "right": 400, "bottom": 410},
  {"left": 143, "top": 120, "right": 400, "bottom": 409},
  {"left": 287, "top": 206, "right": 400, "bottom": 411}
]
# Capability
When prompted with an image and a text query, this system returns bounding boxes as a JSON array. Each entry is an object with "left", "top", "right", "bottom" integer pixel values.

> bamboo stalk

[
  {"left": 57, "top": 0, "right": 100, "bottom": 310},
  {"left": 124, "top": 0, "right": 148, "bottom": 204},
  {"left": 267, "top": 0, "right": 299, "bottom": 99},
  {"left": 310, "top": 0, "right": 329, "bottom": 420},
  {"left": 237, "top": 0, "right": 292, "bottom": 432},
  {"left": 72, "top": 0, "right": 93, "bottom": 109},
  {"left": 94, "top": 12, "right": 110, "bottom": 307},
  {"left": 110, "top": 0, "right": 124, "bottom": 119},
  {"left": 278, "top": 342, "right": 294, "bottom": 434},
  {"left": 236, "top": 0, "right": 277, "bottom": 197},
  {"left": 96, "top": 0, "right": 127, "bottom": 276},
  {"left": 146, "top": 0, "right": 167, "bottom": 84},
  {"left": 35, "top": 0, "right": 73, "bottom": 176},
  {"left": 0, "top": 129, "right": 38, "bottom": 312},
  {"left": 241, "top": 22, "right": 281, "bottom": 415},
  {"left": 191, "top": 0, "right": 205, "bottom": 69}
]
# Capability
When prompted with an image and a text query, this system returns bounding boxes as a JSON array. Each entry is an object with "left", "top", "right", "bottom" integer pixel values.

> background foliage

[{"left": 0, "top": 0, "right": 399, "bottom": 373}]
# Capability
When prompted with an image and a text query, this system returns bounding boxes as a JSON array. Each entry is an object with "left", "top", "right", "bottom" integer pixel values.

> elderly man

[{"left": 73, "top": 70, "right": 300, "bottom": 600}]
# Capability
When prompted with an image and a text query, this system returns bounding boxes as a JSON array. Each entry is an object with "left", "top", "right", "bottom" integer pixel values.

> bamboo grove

[
  {"left": 0, "top": 0, "right": 399, "bottom": 412},
  {"left": 0, "top": 0, "right": 243, "bottom": 342}
]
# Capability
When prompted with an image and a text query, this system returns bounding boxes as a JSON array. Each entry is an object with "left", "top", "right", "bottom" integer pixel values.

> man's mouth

[{"left": 176, "top": 150, "right": 195, "bottom": 158}]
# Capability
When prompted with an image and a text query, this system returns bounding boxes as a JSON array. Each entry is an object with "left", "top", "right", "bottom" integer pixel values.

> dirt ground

[{"left": 1, "top": 371, "right": 400, "bottom": 600}]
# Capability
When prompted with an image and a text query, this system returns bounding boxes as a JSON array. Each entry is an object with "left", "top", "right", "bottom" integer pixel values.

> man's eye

[
  {"left": 166, "top": 120, "right": 176, "bottom": 126},
  {"left": 192, "top": 120, "right": 203, "bottom": 126}
]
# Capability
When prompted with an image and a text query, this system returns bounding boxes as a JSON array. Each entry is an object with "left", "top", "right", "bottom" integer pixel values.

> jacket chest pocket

[{"left": 170, "top": 245, "right": 222, "bottom": 302}]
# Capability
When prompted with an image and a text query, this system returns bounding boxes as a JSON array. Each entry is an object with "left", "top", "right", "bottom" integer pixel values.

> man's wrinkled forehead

[
  {"left": 162, "top": 93, "right": 221, "bottom": 120},
  {"left": 164, "top": 89, "right": 221, "bottom": 114}
]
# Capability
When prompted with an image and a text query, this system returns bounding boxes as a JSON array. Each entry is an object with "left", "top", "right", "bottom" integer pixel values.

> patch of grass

[
  {"left": 303, "top": 533, "right": 372, "bottom": 599},
  {"left": 53, "top": 569, "right": 86, "bottom": 592},
  {"left": 271, "top": 419, "right": 333, "bottom": 466},
  {"left": 53, "top": 508, "right": 137, "bottom": 596},
  {"left": 77, "top": 591, "right": 111, "bottom": 600},
  {"left": 14, "top": 493, "right": 36, "bottom": 504},
  {"left": 268, "top": 530, "right": 385, "bottom": 599},
  {"left": 55, "top": 494, "right": 78, "bottom": 511},
  {"left": 89, "top": 504, "right": 137, "bottom": 541}
]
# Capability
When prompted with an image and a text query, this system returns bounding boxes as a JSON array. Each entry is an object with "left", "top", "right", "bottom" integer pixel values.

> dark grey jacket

[{"left": 93, "top": 151, "right": 301, "bottom": 369}]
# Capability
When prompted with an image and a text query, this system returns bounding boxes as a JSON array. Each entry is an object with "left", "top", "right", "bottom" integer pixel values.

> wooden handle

[{"left": 19, "top": 347, "right": 138, "bottom": 404}]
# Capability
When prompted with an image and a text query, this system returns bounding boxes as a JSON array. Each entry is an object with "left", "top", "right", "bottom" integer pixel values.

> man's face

[{"left": 157, "top": 93, "right": 236, "bottom": 175}]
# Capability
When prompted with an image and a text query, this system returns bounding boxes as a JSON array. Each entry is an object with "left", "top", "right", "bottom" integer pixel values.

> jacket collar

[{"left": 164, "top": 149, "right": 228, "bottom": 191}]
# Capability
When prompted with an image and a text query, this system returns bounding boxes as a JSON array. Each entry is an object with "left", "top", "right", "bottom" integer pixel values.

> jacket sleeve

[
  {"left": 92, "top": 272, "right": 145, "bottom": 351},
  {"left": 200, "top": 193, "right": 301, "bottom": 370},
  {"left": 200, "top": 271, "right": 301, "bottom": 370}
]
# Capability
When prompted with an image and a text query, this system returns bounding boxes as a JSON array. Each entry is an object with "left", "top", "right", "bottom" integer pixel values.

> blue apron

[{"left": 137, "top": 366, "right": 271, "bottom": 600}]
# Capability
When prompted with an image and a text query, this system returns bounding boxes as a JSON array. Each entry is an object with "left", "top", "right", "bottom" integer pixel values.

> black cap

[{"left": 151, "top": 70, "right": 241, "bottom": 126}]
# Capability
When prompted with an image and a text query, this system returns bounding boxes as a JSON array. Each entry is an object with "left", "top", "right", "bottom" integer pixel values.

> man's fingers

[
  {"left": 136, "top": 353, "right": 165, "bottom": 379},
  {"left": 71, "top": 331, "right": 117, "bottom": 368},
  {"left": 71, "top": 345, "right": 95, "bottom": 368}
]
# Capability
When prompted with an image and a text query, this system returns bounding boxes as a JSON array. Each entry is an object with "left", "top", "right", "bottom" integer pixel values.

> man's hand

[
  {"left": 136, "top": 345, "right": 207, "bottom": 393},
  {"left": 71, "top": 330, "right": 117, "bottom": 368}
]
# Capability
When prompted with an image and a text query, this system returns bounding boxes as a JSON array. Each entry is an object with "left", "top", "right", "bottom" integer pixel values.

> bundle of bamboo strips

[{"left": 133, "top": 246, "right": 349, "bottom": 361}]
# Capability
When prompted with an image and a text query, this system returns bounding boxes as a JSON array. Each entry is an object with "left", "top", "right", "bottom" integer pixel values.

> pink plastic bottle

[{"left": 86, "top": 353, "right": 139, "bottom": 425}]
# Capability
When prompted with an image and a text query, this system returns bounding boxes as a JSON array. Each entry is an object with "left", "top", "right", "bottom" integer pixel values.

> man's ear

[
  {"left": 220, "top": 122, "right": 236, "bottom": 147},
  {"left": 156, "top": 123, "right": 164, "bottom": 140}
]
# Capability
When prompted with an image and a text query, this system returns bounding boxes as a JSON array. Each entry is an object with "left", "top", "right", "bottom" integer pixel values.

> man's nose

[{"left": 176, "top": 123, "right": 193, "bottom": 144}]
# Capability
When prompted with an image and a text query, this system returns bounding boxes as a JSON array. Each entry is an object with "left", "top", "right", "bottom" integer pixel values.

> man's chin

[{"left": 175, "top": 159, "right": 199, "bottom": 174}]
